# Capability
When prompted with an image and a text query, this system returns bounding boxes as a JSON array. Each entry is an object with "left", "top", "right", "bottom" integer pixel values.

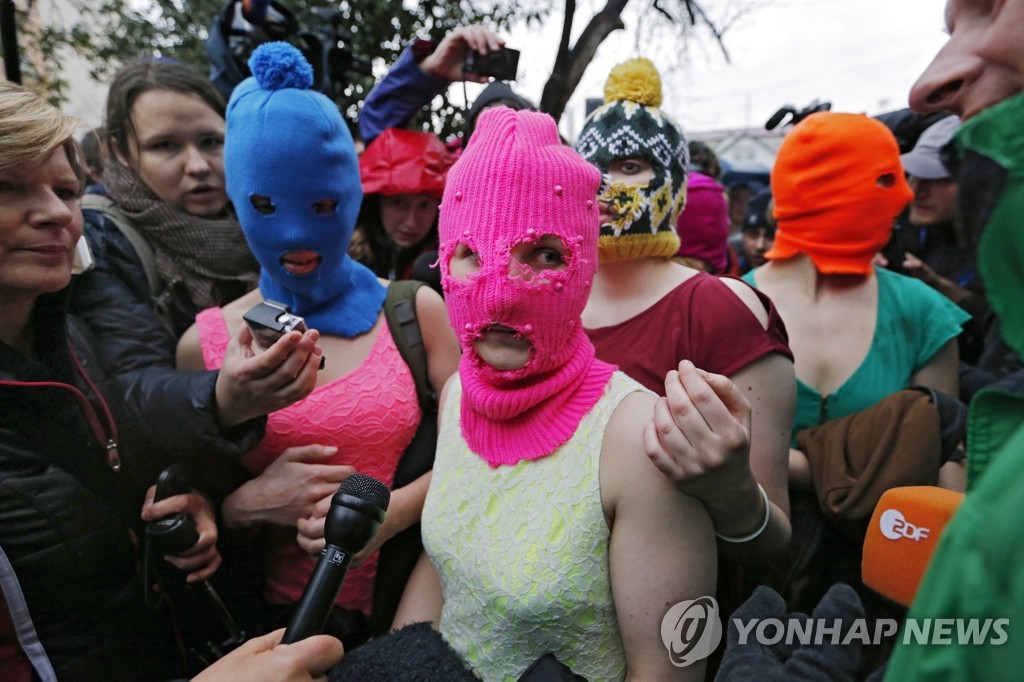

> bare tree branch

[
  {"left": 686, "top": 0, "right": 732, "bottom": 62},
  {"left": 540, "top": 0, "right": 629, "bottom": 120}
]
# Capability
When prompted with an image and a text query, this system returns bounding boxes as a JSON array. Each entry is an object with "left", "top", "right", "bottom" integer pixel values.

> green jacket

[
  {"left": 886, "top": 92, "right": 1024, "bottom": 680},
  {"left": 884, "top": 391, "right": 1024, "bottom": 680}
]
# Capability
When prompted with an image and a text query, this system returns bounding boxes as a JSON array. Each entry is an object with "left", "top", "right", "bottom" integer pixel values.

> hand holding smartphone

[
  {"left": 243, "top": 300, "right": 325, "bottom": 369},
  {"left": 463, "top": 46, "right": 520, "bottom": 81}
]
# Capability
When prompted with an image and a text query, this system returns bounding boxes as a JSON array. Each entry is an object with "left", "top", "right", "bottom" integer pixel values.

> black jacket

[
  {"left": 0, "top": 293, "right": 184, "bottom": 681},
  {"left": 70, "top": 209, "right": 264, "bottom": 487}
]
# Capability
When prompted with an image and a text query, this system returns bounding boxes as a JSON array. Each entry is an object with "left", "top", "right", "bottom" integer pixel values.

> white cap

[{"left": 900, "top": 115, "right": 960, "bottom": 180}]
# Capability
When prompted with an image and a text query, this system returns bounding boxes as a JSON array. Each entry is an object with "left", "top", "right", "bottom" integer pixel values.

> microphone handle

[{"left": 282, "top": 544, "right": 352, "bottom": 644}]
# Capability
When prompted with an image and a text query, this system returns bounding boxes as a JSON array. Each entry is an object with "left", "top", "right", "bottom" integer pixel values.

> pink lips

[
  {"left": 20, "top": 244, "right": 70, "bottom": 262},
  {"left": 280, "top": 250, "right": 322, "bottom": 276}
]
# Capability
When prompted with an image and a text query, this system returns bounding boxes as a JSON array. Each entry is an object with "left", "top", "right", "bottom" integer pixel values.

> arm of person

[
  {"left": 70, "top": 212, "right": 266, "bottom": 461},
  {"left": 191, "top": 628, "right": 343, "bottom": 682},
  {"left": 903, "top": 252, "right": 974, "bottom": 305},
  {"left": 388, "top": 375, "right": 458, "bottom": 630},
  {"left": 221, "top": 445, "right": 355, "bottom": 536},
  {"left": 416, "top": 285, "right": 461, "bottom": 396},
  {"left": 646, "top": 356, "right": 794, "bottom": 558},
  {"left": 693, "top": 278, "right": 795, "bottom": 556},
  {"left": 391, "top": 551, "right": 445, "bottom": 630},
  {"left": 604, "top": 391, "right": 717, "bottom": 681},
  {"left": 911, "top": 338, "right": 960, "bottom": 397},
  {"left": 788, "top": 447, "right": 813, "bottom": 491},
  {"left": 295, "top": 470, "right": 432, "bottom": 566},
  {"left": 720, "top": 353, "right": 795, "bottom": 556},
  {"left": 177, "top": 321, "right": 323, "bottom": 427},
  {"left": 358, "top": 25, "right": 502, "bottom": 144}
]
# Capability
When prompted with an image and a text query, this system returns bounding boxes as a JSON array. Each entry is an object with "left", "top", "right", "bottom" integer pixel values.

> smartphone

[
  {"left": 243, "top": 300, "right": 308, "bottom": 350},
  {"left": 463, "top": 46, "right": 520, "bottom": 81}
]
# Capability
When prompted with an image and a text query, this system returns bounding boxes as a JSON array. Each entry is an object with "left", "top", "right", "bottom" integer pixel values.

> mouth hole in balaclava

[{"left": 508, "top": 234, "right": 572, "bottom": 285}]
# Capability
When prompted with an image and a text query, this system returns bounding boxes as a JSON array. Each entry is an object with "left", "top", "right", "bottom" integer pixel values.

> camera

[
  {"left": 300, "top": 7, "right": 373, "bottom": 100},
  {"left": 765, "top": 99, "right": 832, "bottom": 131},
  {"left": 463, "top": 46, "right": 520, "bottom": 81},
  {"left": 243, "top": 300, "right": 308, "bottom": 350},
  {"left": 208, "top": 1, "right": 372, "bottom": 101}
]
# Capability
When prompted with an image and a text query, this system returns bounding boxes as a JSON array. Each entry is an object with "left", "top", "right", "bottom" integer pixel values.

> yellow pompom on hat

[
  {"left": 604, "top": 57, "right": 663, "bottom": 107},
  {"left": 576, "top": 57, "right": 688, "bottom": 262}
]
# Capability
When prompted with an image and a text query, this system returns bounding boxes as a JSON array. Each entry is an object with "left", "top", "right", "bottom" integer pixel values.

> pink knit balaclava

[{"left": 439, "top": 107, "right": 616, "bottom": 466}]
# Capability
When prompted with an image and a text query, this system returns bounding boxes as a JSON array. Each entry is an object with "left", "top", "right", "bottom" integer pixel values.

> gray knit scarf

[{"left": 104, "top": 161, "right": 260, "bottom": 310}]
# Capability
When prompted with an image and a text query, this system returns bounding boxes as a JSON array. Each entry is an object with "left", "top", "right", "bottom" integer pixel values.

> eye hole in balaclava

[
  {"left": 312, "top": 199, "right": 338, "bottom": 215},
  {"left": 448, "top": 241, "right": 481, "bottom": 282},
  {"left": 250, "top": 194, "right": 276, "bottom": 215},
  {"left": 876, "top": 173, "right": 897, "bottom": 188},
  {"left": 606, "top": 157, "right": 656, "bottom": 187},
  {"left": 509, "top": 234, "right": 572, "bottom": 285}
]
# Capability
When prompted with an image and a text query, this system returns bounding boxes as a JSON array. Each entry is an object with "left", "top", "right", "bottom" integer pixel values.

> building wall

[
  {"left": 17, "top": 0, "right": 109, "bottom": 131},
  {"left": 689, "top": 127, "right": 785, "bottom": 173}
]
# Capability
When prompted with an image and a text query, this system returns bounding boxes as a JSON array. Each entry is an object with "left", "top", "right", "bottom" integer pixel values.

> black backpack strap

[
  {"left": 371, "top": 280, "right": 440, "bottom": 636},
  {"left": 81, "top": 194, "right": 162, "bottom": 296},
  {"left": 383, "top": 280, "right": 437, "bottom": 413},
  {"left": 80, "top": 194, "right": 180, "bottom": 334}
]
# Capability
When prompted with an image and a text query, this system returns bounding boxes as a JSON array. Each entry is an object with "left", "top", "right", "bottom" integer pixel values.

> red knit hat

[
  {"left": 359, "top": 128, "right": 454, "bottom": 199},
  {"left": 675, "top": 172, "right": 729, "bottom": 272},
  {"left": 768, "top": 112, "right": 913, "bottom": 275}
]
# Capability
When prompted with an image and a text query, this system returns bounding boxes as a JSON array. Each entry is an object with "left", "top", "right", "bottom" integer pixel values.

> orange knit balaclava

[{"left": 767, "top": 112, "right": 913, "bottom": 274}]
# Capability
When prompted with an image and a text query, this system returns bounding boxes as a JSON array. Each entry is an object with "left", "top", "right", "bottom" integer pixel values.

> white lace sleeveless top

[{"left": 422, "top": 371, "right": 647, "bottom": 681}]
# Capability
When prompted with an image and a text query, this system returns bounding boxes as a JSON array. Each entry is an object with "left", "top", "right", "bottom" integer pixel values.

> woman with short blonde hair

[{"left": 0, "top": 82, "right": 85, "bottom": 182}]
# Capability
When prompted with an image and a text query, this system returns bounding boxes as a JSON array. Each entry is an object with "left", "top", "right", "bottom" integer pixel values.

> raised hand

[
  {"left": 419, "top": 25, "right": 505, "bottom": 83},
  {"left": 222, "top": 445, "right": 355, "bottom": 531},
  {"left": 644, "top": 360, "right": 753, "bottom": 495},
  {"left": 214, "top": 324, "right": 323, "bottom": 427}
]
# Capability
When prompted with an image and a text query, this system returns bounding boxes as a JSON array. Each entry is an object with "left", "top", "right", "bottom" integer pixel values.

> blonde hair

[{"left": 0, "top": 81, "right": 86, "bottom": 185}]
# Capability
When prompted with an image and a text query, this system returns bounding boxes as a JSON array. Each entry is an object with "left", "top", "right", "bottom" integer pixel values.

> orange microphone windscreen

[{"left": 862, "top": 486, "right": 965, "bottom": 607}]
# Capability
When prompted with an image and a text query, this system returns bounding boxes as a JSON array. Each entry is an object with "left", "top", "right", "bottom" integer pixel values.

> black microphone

[{"left": 283, "top": 474, "right": 391, "bottom": 644}]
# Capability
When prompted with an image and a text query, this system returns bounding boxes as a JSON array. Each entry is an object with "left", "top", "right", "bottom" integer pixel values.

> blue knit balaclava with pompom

[{"left": 225, "top": 42, "right": 385, "bottom": 338}]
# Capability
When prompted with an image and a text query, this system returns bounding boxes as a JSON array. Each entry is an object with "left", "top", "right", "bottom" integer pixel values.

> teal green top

[{"left": 744, "top": 267, "right": 969, "bottom": 445}]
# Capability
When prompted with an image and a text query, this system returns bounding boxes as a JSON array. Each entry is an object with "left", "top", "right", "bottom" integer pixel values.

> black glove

[{"left": 715, "top": 584, "right": 867, "bottom": 682}]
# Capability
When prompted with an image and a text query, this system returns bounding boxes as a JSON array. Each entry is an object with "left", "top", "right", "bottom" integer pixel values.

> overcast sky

[{"left": 487, "top": 0, "right": 950, "bottom": 139}]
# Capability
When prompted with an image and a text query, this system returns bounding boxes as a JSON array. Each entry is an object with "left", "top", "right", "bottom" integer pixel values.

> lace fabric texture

[
  {"left": 195, "top": 307, "right": 420, "bottom": 614},
  {"left": 423, "top": 372, "right": 645, "bottom": 681}
]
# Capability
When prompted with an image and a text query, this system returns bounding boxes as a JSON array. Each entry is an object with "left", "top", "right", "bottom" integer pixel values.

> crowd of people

[{"left": 2, "top": 0, "right": 1023, "bottom": 679}]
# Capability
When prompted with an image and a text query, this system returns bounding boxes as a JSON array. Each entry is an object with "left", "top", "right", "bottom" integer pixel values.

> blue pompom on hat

[
  {"left": 248, "top": 41, "right": 314, "bottom": 90},
  {"left": 225, "top": 42, "right": 385, "bottom": 338}
]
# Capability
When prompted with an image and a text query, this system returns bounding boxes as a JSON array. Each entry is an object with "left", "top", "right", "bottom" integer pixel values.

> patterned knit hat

[
  {"left": 575, "top": 58, "right": 689, "bottom": 262},
  {"left": 439, "top": 107, "right": 616, "bottom": 466}
]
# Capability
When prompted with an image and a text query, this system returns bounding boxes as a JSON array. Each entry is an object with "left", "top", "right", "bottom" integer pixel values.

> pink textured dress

[{"left": 195, "top": 308, "right": 421, "bottom": 615}]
